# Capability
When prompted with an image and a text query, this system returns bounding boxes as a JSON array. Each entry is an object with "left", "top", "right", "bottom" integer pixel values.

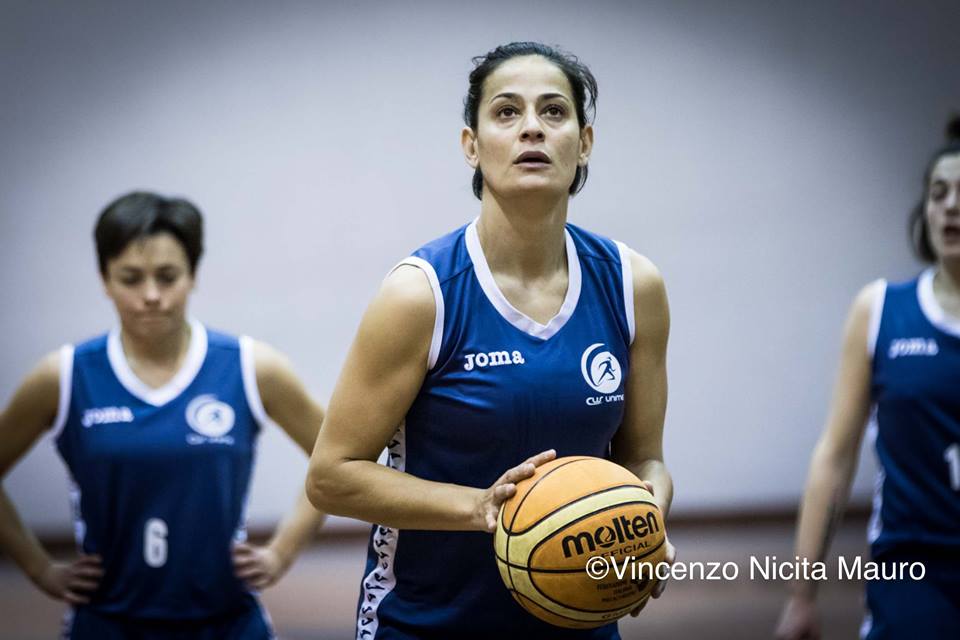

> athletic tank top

[
  {"left": 867, "top": 269, "right": 960, "bottom": 557},
  {"left": 357, "top": 220, "right": 636, "bottom": 639},
  {"left": 52, "top": 320, "right": 268, "bottom": 619}
]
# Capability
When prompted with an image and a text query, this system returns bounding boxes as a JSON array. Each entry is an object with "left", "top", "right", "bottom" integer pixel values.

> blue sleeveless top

[
  {"left": 867, "top": 269, "right": 960, "bottom": 558},
  {"left": 52, "top": 320, "right": 268, "bottom": 619},
  {"left": 357, "top": 220, "right": 636, "bottom": 639}
]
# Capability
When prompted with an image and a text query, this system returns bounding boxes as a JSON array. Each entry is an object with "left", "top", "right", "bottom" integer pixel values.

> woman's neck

[
  {"left": 477, "top": 190, "right": 569, "bottom": 281},
  {"left": 119, "top": 320, "right": 192, "bottom": 370},
  {"left": 933, "top": 259, "right": 960, "bottom": 318}
]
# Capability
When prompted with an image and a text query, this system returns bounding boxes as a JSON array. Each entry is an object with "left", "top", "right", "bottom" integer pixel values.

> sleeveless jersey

[
  {"left": 867, "top": 269, "right": 960, "bottom": 558},
  {"left": 51, "top": 319, "right": 268, "bottom": 619},
  {"left": 357, "top": 220, "right": 636, "bottom": 639}
]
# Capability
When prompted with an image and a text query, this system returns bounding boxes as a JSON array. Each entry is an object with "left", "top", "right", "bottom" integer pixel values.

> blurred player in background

[
  {"left": 777, "top": 117, "right": 960, "bottom": 639},
  {"left": 0, "top": 191, "right": 326, "bottom": 639}
]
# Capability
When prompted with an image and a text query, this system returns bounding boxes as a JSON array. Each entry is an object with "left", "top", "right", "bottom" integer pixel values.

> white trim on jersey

[
  {"left": 859, "top": 611, "right": 873, "bottom": 640},
  {"left": 390, "top": 257, "right": 445, "bottom": 370},
  {"left": 50, "top": 344, "right": 75, "bottom": 439},
  {"left": 68, "top": 477, "right": 87, "bottom": 546},
  {"left": 865, "top": 412, "right": 884, "bottom": 545},
  {"left": 357, "top": 423, "right": 405, "bottom": 640},
  {"left": 239, "top": 335, "right": 280, "bottom": 431},
  {"left": 238, "top": 335, "right": 272, "bottom": 551},
  {"left": 106, "top": 318, "right": 207, "bottom": 407},
  {"left": 465, "top": 219, "right": 581, "bottom": 340},
  {"left": 866, "top": 280, "right": 887, "bottom": 359},
  {"left": 918, "top": 267, "right": 960, "bottom": 338},
  {"left": 615, "top": 241, "right": 636, "bottom": 345}
]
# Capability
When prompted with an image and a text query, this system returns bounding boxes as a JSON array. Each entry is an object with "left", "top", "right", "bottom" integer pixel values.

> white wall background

[{"left": 2, "top": 0, "right": 958, "bottom": 534}]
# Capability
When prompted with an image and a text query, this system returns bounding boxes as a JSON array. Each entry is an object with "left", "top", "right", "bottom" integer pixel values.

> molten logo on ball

[{"left": 561, "top": 513, "right": 661, "bottom": 558}]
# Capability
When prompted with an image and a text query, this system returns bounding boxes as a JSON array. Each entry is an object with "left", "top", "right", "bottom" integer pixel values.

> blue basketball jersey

[
  {"left": 357, "top": 220, "right": 636, "bottom": 639},
  {"left": 52, "top": 320, "right": 268, "bottom": 620},
  {"left": 867, "top": 269, "right": 960, "bottom": 558}
]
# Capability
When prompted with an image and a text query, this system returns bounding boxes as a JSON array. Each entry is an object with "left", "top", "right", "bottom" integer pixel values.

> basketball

[{"left": 494, "top": 456, "right": 667, "bottom": 629}]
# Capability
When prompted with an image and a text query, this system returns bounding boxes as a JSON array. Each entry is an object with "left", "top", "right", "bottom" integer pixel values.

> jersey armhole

[
  {"left": 49, "top": 344, "right": 74, "bottom": 440},
  {"left": 388, "top": 257, "right": 444, "bottom": 370},
  {"left": 239, "top": 336, "right": 279, "bottom": 432},
  {"left": 614, "top": 241, "right": 636, "bottom": 345},
  {"left": 866, "top": 280, "right": 887, "bottom": 360}
]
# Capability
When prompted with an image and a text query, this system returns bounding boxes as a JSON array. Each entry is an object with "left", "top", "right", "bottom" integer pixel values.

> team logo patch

[
  {"left": 185, "top": 394, "right": 235, "bottom": 438},
  {"left": 581, "top": 343, "right": 622, "bottom": 394}
]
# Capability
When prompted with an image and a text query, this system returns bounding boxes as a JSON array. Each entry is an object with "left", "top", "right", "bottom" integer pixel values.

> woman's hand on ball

[
  {"left": 631, "top": 480, "right": 675, "bottom": 616},
  {"left": 477, "top": 449, "right": 557, "bottom": 532}
]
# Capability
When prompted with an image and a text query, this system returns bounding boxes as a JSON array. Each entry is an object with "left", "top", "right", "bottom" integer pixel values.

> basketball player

[
  {"left": 776, "top": 118, "right": 960, "bottom": 639},
  {"left": 0, "top": 192, "right": 327, "bottom": 638},
  {"left": 307, "top": 42, "right": 675, "bottom": 639}
]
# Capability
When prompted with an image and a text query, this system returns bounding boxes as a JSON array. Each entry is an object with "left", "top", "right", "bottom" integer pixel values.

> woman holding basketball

[
  {"left": 776, "top": 119, "right": 960, "bottom": 639},
  {"left": 307, "top": 42, "right": 674, "bottom": 639},
  {"left": 0, "top": 192, "right": 327, "bottom": 638}
]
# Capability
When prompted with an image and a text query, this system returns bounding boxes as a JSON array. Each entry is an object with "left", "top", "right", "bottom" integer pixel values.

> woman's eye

[
  {"left": 498, "top": 107, "right": 518, "bottom": 118},
  {"left": 929, "top": 183, "right": 947, "bottom": 200},
  {"left": 544, "top": 105, "right": 565, "bottom": 118}
]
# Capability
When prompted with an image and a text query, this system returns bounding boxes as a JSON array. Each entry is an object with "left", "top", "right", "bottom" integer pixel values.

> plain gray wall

[{"left": 2, "top": 0, "right": 958, "bottom": 534}]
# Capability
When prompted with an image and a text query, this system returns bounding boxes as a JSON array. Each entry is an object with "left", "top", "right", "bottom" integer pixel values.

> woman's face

[
  {"left": 102, "top": 232, "right": 195, "bottom": 340},
  {"left": 463, "top": 55, "right": 593, "bottom": 200},
  {"left": 926, "top": 153, "right": 960, "bottom": 262}
]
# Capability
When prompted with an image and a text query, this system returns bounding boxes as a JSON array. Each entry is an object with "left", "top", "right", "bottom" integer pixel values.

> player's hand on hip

[
  {"left": 232, "top": 542, "right": 291, "bottom": 590},
  {"left": 775, "top": 593, "right": 821, "bottom": 640},
  {"left": 477, "top": 449, "right": 556, "bottom": 533},
  {"left": 630, "top": 481, "right": 675, "bottom": 616},
  {"left": 32, "top": 554, "right": 103, "bottom": 604}
]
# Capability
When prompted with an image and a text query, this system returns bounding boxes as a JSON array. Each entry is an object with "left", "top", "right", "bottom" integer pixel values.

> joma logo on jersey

[
  {"left": 82, "top": 406, "right": 134, "bottom": 428},
  {"left": 463, "top": 350, "right": 525, "bottom": 371},
  {"left": 561, "top": 513, "right": 661, "bottom": 558},
  {"left": 888, "top": 338, "right": 939, "bottom": 359}
]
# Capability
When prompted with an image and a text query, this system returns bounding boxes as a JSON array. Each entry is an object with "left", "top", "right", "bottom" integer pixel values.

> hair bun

[{"left": 947, "top": 113, "right": 960, "bottom": 143}]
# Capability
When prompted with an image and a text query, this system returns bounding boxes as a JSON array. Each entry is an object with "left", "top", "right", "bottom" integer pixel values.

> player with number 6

[{"left": 0, "top": 192, "right": 327, "bottom": 638}]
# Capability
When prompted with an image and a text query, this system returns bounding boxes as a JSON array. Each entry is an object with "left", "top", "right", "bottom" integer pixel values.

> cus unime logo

[
  {"left": 185, "top": 394, "right": 235, "bottom": 443},
  {"left": 888, "top": 337, "right": 939, "bottom": 359},
  {"left": 581, "top": 343, "right": 624, "bottom": 406}
]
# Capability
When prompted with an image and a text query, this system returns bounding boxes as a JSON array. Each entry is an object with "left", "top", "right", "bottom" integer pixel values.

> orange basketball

[{"left": 494, "top": 456, "right": 667, "bottom": 629}]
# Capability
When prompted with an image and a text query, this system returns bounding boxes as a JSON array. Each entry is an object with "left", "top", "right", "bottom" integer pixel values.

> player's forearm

[
  {"left": 791, "top": 441, "right": 858, "bottom": 597},
  {"left": 267, "top": 491, "right": 326, "bottom": 565},
  {"left": 624, "top": 458, "right": 673, "bottom": 518},
  {"left": 0, "top": 486, "right": 52, "bottom": 581},
  {"left": 307, "top": 458, "right": 483, "bottom": 531}
]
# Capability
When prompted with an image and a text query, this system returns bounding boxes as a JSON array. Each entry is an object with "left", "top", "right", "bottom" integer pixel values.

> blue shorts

[
  {"left": 62, "top": 600, "right": 274, "bottom": 640},
  {"left": 861, "top": 549, "right": 960, "bottom": 640}
]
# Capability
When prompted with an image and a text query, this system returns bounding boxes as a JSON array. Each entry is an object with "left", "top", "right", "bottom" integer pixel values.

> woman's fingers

[
  {"left": 525, "top": 449, "right": 556, "bottom": 467},
  {"left": 236, "top": 566, "right": 265, "bottom": 581},
  {"left": 498, "top": 449, "right": 557, "bottom": 487},
  {"left": 73, "top": 564, "right": 104, "bottom": 579},
  {"left": 63, "top": 589, "right": 91, "bottom": 605}
]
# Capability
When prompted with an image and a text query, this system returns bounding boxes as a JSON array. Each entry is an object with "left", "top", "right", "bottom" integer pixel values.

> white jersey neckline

[
  {"left": 465, "top": 218, "right": 581, "bottom": 340},
  {"left": 107, "top": 318, "right": 208, "bottom": 407},
  {"left": 917, "top": 268, "right": 960, "bottom": 339}
]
